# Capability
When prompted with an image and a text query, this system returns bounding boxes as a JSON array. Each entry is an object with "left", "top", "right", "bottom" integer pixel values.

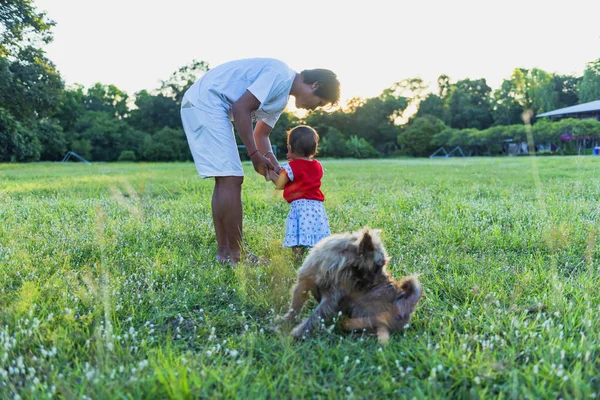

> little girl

[{"left": 270, "top": 125, "right": 331, "bottom": 260}]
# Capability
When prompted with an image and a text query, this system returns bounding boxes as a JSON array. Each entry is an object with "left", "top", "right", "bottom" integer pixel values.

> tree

[
  {"left": 84, "top": 83, "right": 129, "bottom": 118},
  {"left": 447, "top": 78, "right": 493, "bottom": 130},
  {"left": 398, "top": 115, "right": 447, "bottom": 157},
  {"left": 317, "top": 126, "right": 347, "bottom": 158},
  {"left": 0, "top": 106, "right": 40, "bottom": 161},
  {"left": 141, "top": 127, "right": 191, "bottom": 161},
  {"left": 492, "top": 79, "right": 524, "bottom": 126},
  {"left": 0, "top": 0, "right": 55, "bottom": 57},
  {"left": 70, "top": 111, "right": 148, "bottom": 161},
  {"left": 345, "top": 136, "right": 379, "bottom": 158},
  {"left": 36, "top": 118, "right": 66, "bottom": 160},
  {"left": 264, "top": 111, "right": 299, "bottom": 156},
  {"left": 577, "top": 59, "right": 600, "bottom": 103},
  {"left": 128, "top": 90, "right": 181, "bottom": 133},
  {"left": 552, "top": 74, "right": 580, "bottom": 109},
  {"left": 53, "top": 84, "right": 85, "bottom": 133},
  {"left": 0, "top": 46, "right": 63, "bottom": 121},
  {"left": 160, "top": 60, "right": 210, "bottom": 106},
  {"left": 415, "top": 93, "right": 451, "bottom": 125}
]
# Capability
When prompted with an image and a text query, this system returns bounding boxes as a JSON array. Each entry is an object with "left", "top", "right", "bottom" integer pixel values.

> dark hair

[
  {"left": 301, "top": 69, "right": 340, "bottom": 106},
  {"left": 287, "top": 125, "right": 319, "bottom": 158}
]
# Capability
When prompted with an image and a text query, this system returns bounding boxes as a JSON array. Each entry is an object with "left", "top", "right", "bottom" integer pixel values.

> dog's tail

[{"left": 395, "top": 275, "right": 422, "bottom": 318}]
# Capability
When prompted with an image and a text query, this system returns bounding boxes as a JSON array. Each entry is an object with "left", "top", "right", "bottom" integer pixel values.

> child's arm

[{"left": 272, "top": 169, "right": 290, "bottom": 190}]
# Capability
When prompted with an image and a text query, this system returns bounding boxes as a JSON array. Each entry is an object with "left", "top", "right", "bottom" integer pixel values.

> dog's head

[
  {"left": 345, "top": 275, "right": 422, "bottom": 334},
  {"left": 355, "top": 227, "right": 389, "bottom": 273},
  {"left": 394, "top": 276, "right": 422, "bottom": 316}
]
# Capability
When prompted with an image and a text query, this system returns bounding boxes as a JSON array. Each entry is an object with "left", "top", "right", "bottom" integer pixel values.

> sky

[{"left": 36, "top": 0, "right": 599, "bottom": 107}]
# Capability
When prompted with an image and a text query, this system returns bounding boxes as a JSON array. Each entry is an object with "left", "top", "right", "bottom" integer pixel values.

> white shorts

[{"left": 180, "top": 100, "right": 243, "bottom": 178}]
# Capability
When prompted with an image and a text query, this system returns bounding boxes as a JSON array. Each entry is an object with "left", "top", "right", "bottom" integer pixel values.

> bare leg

[
  {"left": 292, "top": 246, "right": 306, "bottom": 262},
  {"left": 213, "top": 176, "right": 243, "bottom": 263}
]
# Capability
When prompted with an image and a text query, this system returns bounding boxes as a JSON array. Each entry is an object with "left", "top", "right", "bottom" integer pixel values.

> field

[{"left": 1, "top": 157, "right": 599, "bottom": 399}]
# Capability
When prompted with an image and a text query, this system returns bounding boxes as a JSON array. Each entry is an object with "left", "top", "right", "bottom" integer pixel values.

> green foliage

[
  {"left": 70, "top": 111, "right": 149, "bottom": 161},
  {"left": 0, "top": 106, "right": 40, "bottom": 161},
  {"left": 160, "top": 59, "right": 210, "bottom": 106},
  {"left": 117, "top": 150, "right": 137, "bottom": 162},
  {"left": 84, "top": 83, "right": 129, "bottom": 118},
  {"left": 142, "top": 127, "right": 191, "bottom": 162},
  {"left": 36, "top": 118, "right": 66, "bottom": 161},
  {"left": 415, "top": 93, "right": 451, "bottom": 125},
  {"left": 2, "top": 0, "right": 600, "bottom": 165},
  {"left": 577, "top": 59, "right": 600, "bottom": 103},
  {"left": 128, "top": 90, "right": 181, "bottom": 133},
  {"left": 491, "top": 78, "right": 524, "bottom": 126},
  {"left": 448, "top": 78, "right": 493, "bottom": 130},
  {"left": 317, "top": 126, "right": 347, "bottom": 158},
  {"left": 69, "top": 139, "right": 92, "bottom": 160},
  {"left": 399, "top": 116, "right": 448, "bottom": 156},
  {"left": 0, "top": 0, "right": 55, "bottom": 57},
  {"left": 265, "top": 111, "right": 299, "bottom": 155},
  {"left": 344, "top": 135, "right": 380, "bottom": 158},
  {"left": 0, "top": 46, "right": 63, "bottom": 121}
]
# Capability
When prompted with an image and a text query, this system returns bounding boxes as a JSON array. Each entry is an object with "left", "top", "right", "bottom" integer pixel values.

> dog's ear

[{"left": 358, "top": 229, "right": 374, "bottom": 255}]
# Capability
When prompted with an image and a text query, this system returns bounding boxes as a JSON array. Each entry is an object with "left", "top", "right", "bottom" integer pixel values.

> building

[{"left": 535, "top": 100, "right": 600, "bottom": 121}]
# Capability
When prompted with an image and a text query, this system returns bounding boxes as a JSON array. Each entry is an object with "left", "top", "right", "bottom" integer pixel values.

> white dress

[{"left": 281, "top": 163, "right": 331, "bottom": 248}]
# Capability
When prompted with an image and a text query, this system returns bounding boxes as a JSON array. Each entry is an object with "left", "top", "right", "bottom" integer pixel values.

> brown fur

[
  {"left": 281, "top": 227, "right": 422, "bottom": 345},
  {"left": 341, "top": 276, "right": 422, "bottom": 345}
]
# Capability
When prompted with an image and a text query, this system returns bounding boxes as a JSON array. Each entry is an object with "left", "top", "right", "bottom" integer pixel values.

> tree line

[{"left": 2, "top": 1, "right": 600, "bottom": 162}]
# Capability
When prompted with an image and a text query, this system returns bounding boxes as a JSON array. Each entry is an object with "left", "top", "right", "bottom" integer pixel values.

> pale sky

[{"left": 36, "top": 0, "right": 599, "bottom": 106}]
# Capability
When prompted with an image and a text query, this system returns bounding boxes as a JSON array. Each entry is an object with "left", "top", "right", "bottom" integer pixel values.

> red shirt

[{"left": 282, "top": 159, "right": 325, "bottom": 203}]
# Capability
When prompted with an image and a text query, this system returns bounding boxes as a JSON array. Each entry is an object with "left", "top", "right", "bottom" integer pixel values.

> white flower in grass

[
  {"left": 346, "top": 386, "right": 352, "bottom": 393},
  {"left": 474, "top": 376, "right": 481, "bottom": 385}
]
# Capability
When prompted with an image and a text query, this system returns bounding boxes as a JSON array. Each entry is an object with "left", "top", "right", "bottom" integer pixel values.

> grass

[{"left": 0, "top": 156, "right": 599, "bottom": 399}]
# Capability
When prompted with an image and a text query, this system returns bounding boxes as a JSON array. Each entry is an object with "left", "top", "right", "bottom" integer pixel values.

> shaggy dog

[{"left": 281, "top": 227, "right": 422, "bottom": 345}]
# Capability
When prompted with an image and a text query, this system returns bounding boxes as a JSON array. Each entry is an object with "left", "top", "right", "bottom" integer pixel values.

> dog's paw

[{"left": 290, "top": 323, "right": 310, "bottom": 340}]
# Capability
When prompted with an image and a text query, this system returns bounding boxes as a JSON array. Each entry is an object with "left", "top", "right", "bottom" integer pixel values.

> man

[{"left": 180, "top": 58, "right": 340, "bottom": 264}]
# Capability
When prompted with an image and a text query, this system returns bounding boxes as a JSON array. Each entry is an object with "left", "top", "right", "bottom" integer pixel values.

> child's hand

[{"left": 269, "top": 171, "right": 280, "bottom": 184}]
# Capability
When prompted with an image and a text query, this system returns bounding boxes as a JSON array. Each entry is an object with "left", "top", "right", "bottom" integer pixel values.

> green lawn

[{"left": 0, "top": 157, "right": 599, "bottom": 399}]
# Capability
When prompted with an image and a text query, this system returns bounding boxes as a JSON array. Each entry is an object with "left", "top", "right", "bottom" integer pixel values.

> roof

[{"left": 536, "top": 100, "right": 600, "bottom": 118}]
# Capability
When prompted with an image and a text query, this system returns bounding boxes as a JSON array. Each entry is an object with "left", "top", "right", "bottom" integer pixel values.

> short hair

[
  {"left": 301, "top": 69, "right": 340, "bottom": 106},
  {"left": 287, "top": 125, "right": 319, "bottom": 158}
]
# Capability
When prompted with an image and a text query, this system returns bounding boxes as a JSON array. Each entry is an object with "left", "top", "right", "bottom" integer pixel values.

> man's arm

[
  {"left": 232, "top": 91, "right": 273, "bottom": 176},
  {"left": 254, "top": 120, "right": 280, "bottom": 173}
]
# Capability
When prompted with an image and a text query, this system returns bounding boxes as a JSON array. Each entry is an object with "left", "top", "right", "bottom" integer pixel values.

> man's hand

[{"left": 250, "top": 152, "right": 274, "bottom": 178}]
